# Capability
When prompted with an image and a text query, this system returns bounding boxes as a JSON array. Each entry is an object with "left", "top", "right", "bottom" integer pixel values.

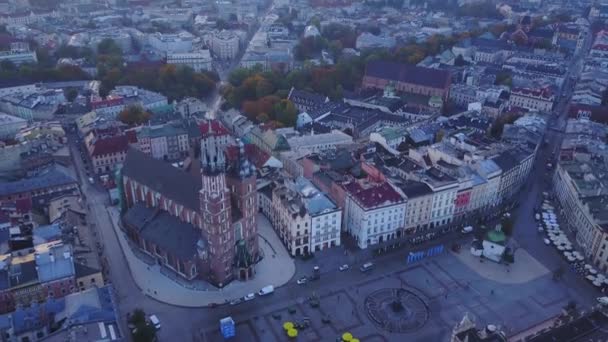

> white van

[
  {"left": 149, "top": 315, "right": 161, "bottom": 330},
  {"left": 258, "top": 285, "right": 274, "bottom": 296},
  {"left": 461, "top": 226, "right": 474, "bottom": 234}
]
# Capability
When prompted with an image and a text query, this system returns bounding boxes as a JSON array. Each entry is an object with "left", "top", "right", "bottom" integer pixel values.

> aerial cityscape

[{"left": 0, "top": 0, "right": 608, "bottom": 341}]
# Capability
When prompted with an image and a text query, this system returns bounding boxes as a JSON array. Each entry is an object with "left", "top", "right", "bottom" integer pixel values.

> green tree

[
  {"left": 501, "top": 217, "right": 514, "bottom": 236},
  {"left": 129, "top": 309, "right": 157, "bottom": 342},
  {"left": 65, "top": 88, "right": 79, "bottom": 102},
  {"left": 118, "top": 105, "right": 151, "bottom": 126},
  {"left": 495, "top": 71, "right": 512, "bottom": 87},
  {"left": 0, "top": 60, "right": 16, "bottom": 72},
  {"left": 255, "top": 78, "right": 274, "bottom": 98},
  {"left": 454, "top": 54, "right": 468, "bottom": 66},
  {"left": 97, "top": 38, "right": 122, "bottom": 56},
  {"left": 273, "top": 99, "right": 298, "bottom": 127},
  {"left": 435, "top": 129, "right": 446, "bottom": 142},
  {"left": 489, "top": 112, "right": 520, "bottom": 139},
  {"left": 229, "top": 67, "right": 255, "bottom": 87}
]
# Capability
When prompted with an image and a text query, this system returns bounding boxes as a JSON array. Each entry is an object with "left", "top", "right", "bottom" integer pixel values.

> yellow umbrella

[
  {"left": 283, "top": 322, "right": 294, "bottom": 331},
  {"left": 287, "top": 328, "right": 298, "bottom": 338},
  {"left": 342, "top": 332, "right": 353, "bottom": 341}
]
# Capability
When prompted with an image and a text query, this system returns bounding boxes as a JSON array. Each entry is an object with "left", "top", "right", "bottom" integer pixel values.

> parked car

[
  {"left": 229, "top": 298, "right": 243, "bottom": 306},
  {"left": 297, "top": 277, "right": 308, "bottom": 285},
  {"left": 360, "top": 262, "right": 374, "bottom": 272},
  {"left": 149, "top": 315, "right": 161, "bottom": 330},
  {"left": 461, "top": 226, "right": 474, "bottom": 234},
  {"left": 243, "top": 293, "right": 255, "bottom": 301},
  {"left": 339, "top": 264, "right": 349, "bottom": 271},
  {"left": 544, "top": 238, "right": 551, "bottom": 245}
]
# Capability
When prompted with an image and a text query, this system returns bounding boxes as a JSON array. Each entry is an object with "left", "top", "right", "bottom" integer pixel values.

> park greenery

[
  {"left": 0, "top": 37, "right": 217, "bottom": 102},
  {"left": 96, "top": 39, "right": 218, "bottom": 101}
]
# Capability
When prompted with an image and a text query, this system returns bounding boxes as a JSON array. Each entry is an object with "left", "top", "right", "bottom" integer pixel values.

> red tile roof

[
  {"left": 91, "top": 135, "right": 129, "bottom": 157},
  {"left": 569, "top": 104, "right": 608, "bottom": 124},
  {"left": 199, "top": 120, "right": 230, "bottom": 137},
  {"left": 343, "top": 180, "right": 404, "bottom": 209},
  {"left": 15, "top": 198, "right": 32, "bottom": 214},
  {"left": 511, "top": 87, "right": 553, "bottom": 100},
  {"left": 125, "top": 129, "right": 138, "bottom": 144},
  {"left": 91, "top": 97, "right": 124, "bottom": 110},
  {"left": 225, "top": 143, "right": 270, "bottom": 168}
]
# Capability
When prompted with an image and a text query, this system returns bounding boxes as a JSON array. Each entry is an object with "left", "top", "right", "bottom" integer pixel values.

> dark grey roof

[
  {"left": 9, "top": 260, "right": 39, "bottom": 288},
  {"left": 74, "top": 263, "right": 101, "bottom": 278},
  {"left": 0, "top": 270, "right": 9, "bottom": 291},
  {"left": 471, "top": 37, "right": 511, "bottom": 51},
  {"left": 122, "top": 148, "right": 201, "bottom": 211},
  {"left": 123, "top": 203, "right": 201, "bottom": 259},
  {"left": 491, "top": 152, "right": 519, "bottom": 173},
  {"left": 365, "top": 60, "right": 450, "bottom": 89},
  {"left": 0, "top": 165, "right": 77, "bottom": 197},
  {"left": 288, "top": 88, "right": 327, "bottom": 108},
  {"left": 398, "top": 180, "right": 433, "bottom": 198}
]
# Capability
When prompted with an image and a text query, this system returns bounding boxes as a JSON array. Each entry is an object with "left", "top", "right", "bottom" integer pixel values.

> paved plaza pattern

[
  {"left": 193, "top": 249, "right": 593, "bottom": 342},
  {"left": 452, "top": 241, "right": 550, "bottom": 284}
]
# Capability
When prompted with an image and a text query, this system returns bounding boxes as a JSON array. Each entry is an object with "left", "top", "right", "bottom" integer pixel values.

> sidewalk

[{"left": 106, "top": 207, "right": 295, "bottom": 307}]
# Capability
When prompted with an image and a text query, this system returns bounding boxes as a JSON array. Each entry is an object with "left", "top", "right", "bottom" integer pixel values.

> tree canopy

[
  {"left": 129, "top": 309, "right": 157, "bottom": 342},
  {"left": 97, "top": 38, "right": 123, "bottom": 56},
  {"left": 118, "top": 105, "right": 152, "bottom": 126}
]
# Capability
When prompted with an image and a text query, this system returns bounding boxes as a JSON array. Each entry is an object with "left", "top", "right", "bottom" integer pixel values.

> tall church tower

[
  {"left": 227, "top": 139, "right": 259, "bottom": 280},
  {"left": 199, "top": 136, "right": 233, "bottom": 287}
]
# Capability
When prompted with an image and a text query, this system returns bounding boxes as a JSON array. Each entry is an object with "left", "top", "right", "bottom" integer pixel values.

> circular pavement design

[{"left": 364, "top": 288, "right": 430, "bottom": 333}]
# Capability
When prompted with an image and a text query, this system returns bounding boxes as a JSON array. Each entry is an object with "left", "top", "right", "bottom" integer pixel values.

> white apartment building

[
  {"left": 421, "top": 169, "right": 458, "bottom": 228},
  {"left": 148, "top": 32, "right": 194, "bottom": 56},
  {"left": 211, "top": 30, "right": 240, "bottom": 60},
  {"left": 0, "top": 43, "right": 37, "bottom": 65},
  {"left": 295, "top": 177, "right": 341, "bottom": 253},
  {"left": 470, "top": 159, "right": 502, "bottom": 211},
  {"left": 264, "top": 177, "right": 341, "bottom": 256},
  {"left": 286, "top": 130, "right": 353, "bottom": 154},
  {"left": 167, "top": 50, "right": 212, "bottom": 72},
  {"left": 343, "top": 180, "right": 407, "bottom": 249},
  {"left": 396, "top": 180, "right": 433, "bottom": 233},
  {"left": 176, "top": 97, "right": 206, "bottom": 118},
  {"left": 553, "top": 161, "right": 604, "bottom": 262},
  {"left": 509, "top": 87, "right": 554, "bottom": 112},
  {"left": 491, "top": 149, "right": 534, "bottom": 202}
]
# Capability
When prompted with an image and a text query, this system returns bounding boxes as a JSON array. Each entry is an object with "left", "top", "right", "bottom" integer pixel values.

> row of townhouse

[
  {"left": 291, "top": 116, "right": 541, "bottom": 250},
  {"left": 552, "top": 118, "right": 608, "bottom": 272}
]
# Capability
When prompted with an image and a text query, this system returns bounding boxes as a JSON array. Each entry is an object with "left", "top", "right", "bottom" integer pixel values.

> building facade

[{"left": 343, "top": 180, "right": 407, "bottom": 249}]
